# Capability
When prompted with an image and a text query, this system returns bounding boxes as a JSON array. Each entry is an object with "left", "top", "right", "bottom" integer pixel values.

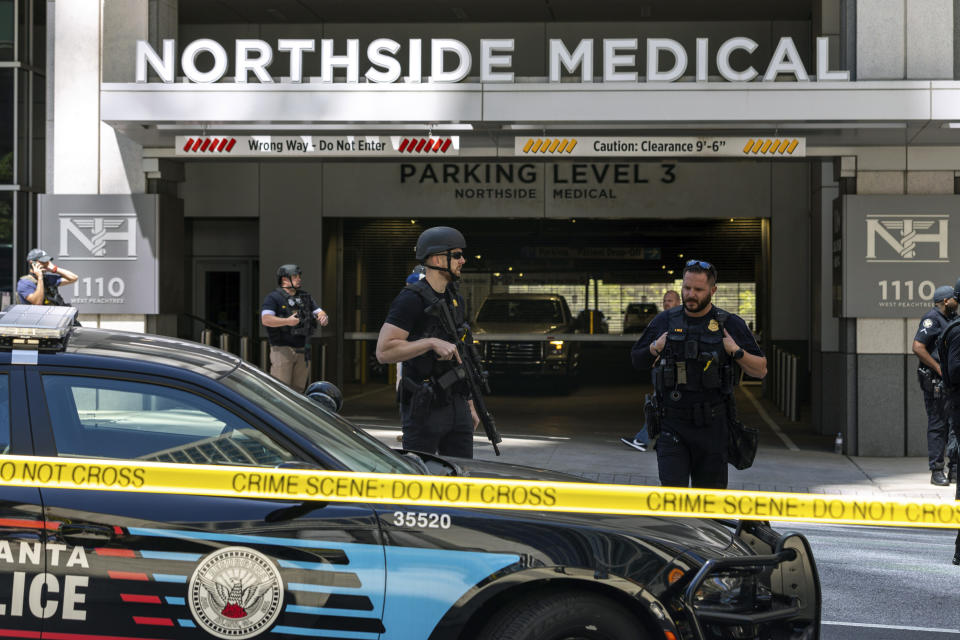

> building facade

[{"left": 35, "top": 0, "right": 960, "bottom": 455}]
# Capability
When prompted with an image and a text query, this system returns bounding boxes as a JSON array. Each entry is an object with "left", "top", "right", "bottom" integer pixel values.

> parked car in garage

[
  {"left": 623, "top": 302, "right": 659, "bottom": 333},
  {"left": 0, "top": 304, "right": 821, "bottom": 640}
]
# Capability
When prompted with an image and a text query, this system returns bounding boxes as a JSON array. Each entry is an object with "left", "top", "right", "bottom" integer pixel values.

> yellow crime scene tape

[{"left": 1, "top": 455, "right": 959, "bottom": 529}]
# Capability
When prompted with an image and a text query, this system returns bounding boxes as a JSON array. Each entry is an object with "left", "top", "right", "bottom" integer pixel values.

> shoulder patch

[{"left": 923, "top": 318, "right": 934, "bottom": 328}]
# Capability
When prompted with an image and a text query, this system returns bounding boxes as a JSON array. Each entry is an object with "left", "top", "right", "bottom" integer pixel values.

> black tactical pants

[
  {"left": 400, "top": 393, "right": 473, "bottom": 459},
  {"left": 920, "top": 374, "right": 951, "bottom": 471},
  {"left": 656, "top": 410, "right": 729, "bottom": 489}
]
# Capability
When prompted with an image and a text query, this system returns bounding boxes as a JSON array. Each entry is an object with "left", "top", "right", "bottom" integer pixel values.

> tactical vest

[
  {"left": 654, "top": 306, "right": 735, "bottom": 404},
  {"left": 939, "top": 318, "right": 960, "bottom": 389},
  {"left": 402, "top": 278, "right": 467, "bottom": 386},
  {"left": 18, "top": 274, "right": 66, "bottom": 306}
]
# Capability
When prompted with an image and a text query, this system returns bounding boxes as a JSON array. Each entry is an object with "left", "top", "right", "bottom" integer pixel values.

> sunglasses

[
  {"left": 685, "top": 259, "right": 713, "bottom": 270},
  {"left": 447, "top": 251, "right": 465, "bottom": 260}
]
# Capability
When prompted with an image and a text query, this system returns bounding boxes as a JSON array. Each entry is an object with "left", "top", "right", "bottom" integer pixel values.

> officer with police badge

[
  {"left": 632, "top": 260, "right": 766, "bottom": 489},
  {"left": 913, "top": 285, "right": 958, "bottom": 486},
  {"left": 375, "top": 226, "right": 480, "bottom": 458},
  {"left": 260, "top": 264, "right": 328, "bottom": 393}
]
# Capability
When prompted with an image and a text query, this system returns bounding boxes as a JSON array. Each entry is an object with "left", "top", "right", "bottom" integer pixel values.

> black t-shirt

[
  {"left": 261, "top": 288, "right": 319, "bottom": 348},
  {"left": 914, "top": 307, "right": 951, "bottom": 366},
  {"left": 631, "top": 306, "right": 763, "bottom": 373}
]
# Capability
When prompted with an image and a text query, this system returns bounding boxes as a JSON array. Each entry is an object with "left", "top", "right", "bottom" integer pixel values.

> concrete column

[
  {"left": 811, "top": 161, "right": 840, "bottom": 436},
  {"left": 856, "top": 0, "right": 954, "bottom": 80},
  {"left": 52, "top": 2, "right": 100, "bottom": 193},
  {"left": 53, "top": 1, "right": 178, "bottom": 333}
]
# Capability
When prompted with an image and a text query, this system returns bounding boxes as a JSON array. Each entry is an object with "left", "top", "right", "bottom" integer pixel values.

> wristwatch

[{"left": 732, "top": 348, "right": 745, "bottom": 361}]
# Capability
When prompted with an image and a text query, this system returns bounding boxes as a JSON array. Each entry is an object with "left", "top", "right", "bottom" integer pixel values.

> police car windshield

[
  {"left": 477, "top": 299, "right": 562, "bottom": 324},
  {"left": 221, "top": 362, "right": 418, "bottom": 475}
]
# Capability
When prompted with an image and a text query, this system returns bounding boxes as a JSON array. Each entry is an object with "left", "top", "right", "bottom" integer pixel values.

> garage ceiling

[{"left": 179, "top": 0, "right": 814, "bottom": 24}]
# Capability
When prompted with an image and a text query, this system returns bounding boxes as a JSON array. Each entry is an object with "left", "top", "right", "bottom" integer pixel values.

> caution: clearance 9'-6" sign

[
  {"left": 3, "top": 455, "right": 960, "bottom": 529},
  {"left": 513, "top": 136, "right": 805, "bottom": 158}
]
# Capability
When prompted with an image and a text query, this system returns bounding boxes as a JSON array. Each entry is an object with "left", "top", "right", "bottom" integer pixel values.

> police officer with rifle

[
  {"left": 632, "top": 259, "right": 766, "bottom": 489},
  {"left": 261, "top": 264, "right": 329, "bottom": 393},
  {"left": 376, "top": 226, "right": 500, "bottom": 458}
]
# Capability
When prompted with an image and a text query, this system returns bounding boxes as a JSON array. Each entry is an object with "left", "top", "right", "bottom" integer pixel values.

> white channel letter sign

[
  {"left": 865, "top": 214, "right": 948, "bottom": 263},
  {"left": 136, "top": 36, "right": 848, "bottom": 84},
  {"left": 59, "top": 214, "right": 138, "bottom": 260}
]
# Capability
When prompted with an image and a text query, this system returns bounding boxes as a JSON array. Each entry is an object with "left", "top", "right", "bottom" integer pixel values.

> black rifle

[{"left": 424, "top": 298, "right": 502, "bottom": 455}]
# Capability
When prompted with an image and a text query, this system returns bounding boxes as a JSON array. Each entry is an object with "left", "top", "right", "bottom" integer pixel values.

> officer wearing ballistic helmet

[
  {"left": 913, "top": 285, "right": 958, "bottom": 486},
  {"left": 17, "top": 248, "right": 78, "bottom": 306},
  {"left": 261, "top": 264, "right": 329, "bottom": 393},
  {"left": 632, "top": 259, "right": 766, "bottom": 489},
  {"left": 375, "top": 226, "right": 480, "bottom": 457}
]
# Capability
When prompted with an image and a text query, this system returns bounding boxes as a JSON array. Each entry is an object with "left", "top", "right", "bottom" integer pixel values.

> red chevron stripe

[
  {"left": 199, "top": 139, "right": 211, "bottom": 152},
  {"left": 132, "top": 618, "right": 173, "bottom": 627},
  {"left": 441, "top": 139, "right": 452, "bottom": 152},
  {"left": 122, "top": 594, "right": 162, "bottom": 604},
  {"left": 191, "top": 139, "right": 202, "bottom": 152},
  {"left": 431, "top": 139, "right": 442, "bottom": 152},
  {"left": 398, "top": 138, "right": 409, "bottom": 152},
  {"left": 415, "top": 138, "right": 427, "bottom": 152},
  {"left": 217, "top": 138, "right": 228, "bottom": 151},
  {"left": 207, "top": 138, "right": 219, "bottom": 152},
  {"left": 95, "top": 548, "right": 135, "bottom": 557},
  {"left": 225, "top": 138, "right": 236, "bottom": 151},
  {"left": 109, "top": 571, "right": 148, "bottom": 581},
  {"left": 183, "top": 139, "right": 193, "bottom": 152}
]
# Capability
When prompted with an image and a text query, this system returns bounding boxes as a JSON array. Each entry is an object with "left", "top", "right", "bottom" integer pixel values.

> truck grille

[{"left": 487, "top": 341, "right": 542, "bottom": 362}]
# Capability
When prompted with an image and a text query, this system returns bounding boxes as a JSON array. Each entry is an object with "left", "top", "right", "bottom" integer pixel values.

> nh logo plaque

[{"left": 865, "top": 214, "right": 948, "bottom": 263}]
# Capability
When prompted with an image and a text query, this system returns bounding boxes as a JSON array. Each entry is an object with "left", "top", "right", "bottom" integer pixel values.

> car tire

[{"left": 476, "top": 591, "right": 646, "bottom": 640}]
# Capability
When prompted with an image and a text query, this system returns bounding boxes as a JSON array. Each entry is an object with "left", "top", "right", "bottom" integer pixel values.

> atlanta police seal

[{"left": 188, "top": 547, "right": 283, "bottom": 639}]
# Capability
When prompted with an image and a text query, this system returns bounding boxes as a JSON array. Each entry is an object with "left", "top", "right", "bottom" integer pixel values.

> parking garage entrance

[{"left": 333, "top": 216, "right": 766, "bottom": 387}]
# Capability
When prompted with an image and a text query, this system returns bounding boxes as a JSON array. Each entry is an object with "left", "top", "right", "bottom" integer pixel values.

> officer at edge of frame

[
  {"left": 631, "top": 259, "right": 767, "bottom": 489},
  {"left": 375, "top": 226, "right": 481, "bottom": 458}
]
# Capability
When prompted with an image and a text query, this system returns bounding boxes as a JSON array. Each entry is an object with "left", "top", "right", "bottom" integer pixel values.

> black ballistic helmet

[
  {"left": 276, "top": 264, "right": 302, "bottom": 285},
  {"left": 415, "top": 226, "right": 466, "bottom": 260},
  {"left": 26, "top": 248, "right": 52, "bottom": 263},
  {"left": 305, "top": 380, "right": 343, "bottom": 413},
  {"left": 954, "top": 277, "right": 960, "bottom": 301}
]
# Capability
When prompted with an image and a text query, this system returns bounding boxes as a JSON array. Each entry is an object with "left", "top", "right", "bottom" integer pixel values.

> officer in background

[
  {"left": 375, "top": 226, "right": 480, "bottom": 457},
  {"left": 261, "top": 264, "right": 329, "bottom": 393},
  {"left": 17, "top": 248, "right": 79, "bottom": 306},
  {"left": 913, "top": 285, "right": 957, "bottom": 486},
  {"left": 934, "top": 278, "right": 960, "bottom": 564},
  {"left": 632, "top": 260, "right": 766, "bottom": 489}
]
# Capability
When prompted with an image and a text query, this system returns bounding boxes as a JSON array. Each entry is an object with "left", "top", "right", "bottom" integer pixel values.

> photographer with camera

[
  {"left": 261, "top": 264, "right": 328, "bottom": 393},
  {"left": 17, "top": 248, "right": 78, "bottom": 306}
]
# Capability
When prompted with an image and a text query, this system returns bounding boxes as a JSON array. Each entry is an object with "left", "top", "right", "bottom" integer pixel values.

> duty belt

[{"left": 663, "top": 401, "right": 727, "bottom": 424}]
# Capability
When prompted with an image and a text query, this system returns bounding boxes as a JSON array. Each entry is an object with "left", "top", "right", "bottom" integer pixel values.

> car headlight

[
  {"left": 693, "top": 570, "right": 769, "bottom": 610},
  {"left": 546, "top": 340, "right": 566, "bottom": 357}
]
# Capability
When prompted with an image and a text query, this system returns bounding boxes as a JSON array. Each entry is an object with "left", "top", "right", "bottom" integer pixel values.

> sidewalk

[{"left": 344, "top": 383, "right": 958, "bottom": 501}]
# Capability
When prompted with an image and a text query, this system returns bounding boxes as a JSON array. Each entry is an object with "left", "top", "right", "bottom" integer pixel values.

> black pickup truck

[{"left": 472, "top": 293, "right": 580, "bottom": 390}]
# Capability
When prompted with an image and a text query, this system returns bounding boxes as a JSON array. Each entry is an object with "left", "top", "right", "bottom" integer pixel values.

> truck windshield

[{"left": 477, "top": 299, "right": 563, "bottom": 323}]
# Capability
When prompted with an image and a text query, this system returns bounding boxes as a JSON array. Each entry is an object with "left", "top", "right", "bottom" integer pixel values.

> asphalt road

[{"left": 786, "top": 522, "right": 960, "bottom": 638}]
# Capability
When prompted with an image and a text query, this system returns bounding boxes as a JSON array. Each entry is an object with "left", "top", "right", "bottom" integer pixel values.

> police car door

[
  {"left": 0, "top": 367, "right": 43, "bottom": 637},
  {"left": 26, "top": 369, "right": 385, "bottom": 640}
]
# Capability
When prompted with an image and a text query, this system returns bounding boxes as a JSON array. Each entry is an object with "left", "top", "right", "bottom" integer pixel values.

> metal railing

[{"left": 770, "top": 346, "right": 799, "bottom": 421}]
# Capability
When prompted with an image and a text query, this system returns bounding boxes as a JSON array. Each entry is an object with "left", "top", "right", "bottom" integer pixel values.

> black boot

[
  {"left": 954, "top": 547, "right": 960, "bottom": 565},
  {"left": 932, "top": 469, "right": 949, "bottom": 486},
  {"left": 950, "top": 467, "right": 958, "bottom": 484}
]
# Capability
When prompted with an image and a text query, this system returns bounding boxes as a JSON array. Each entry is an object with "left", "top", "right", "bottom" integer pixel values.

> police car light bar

[{"left": 0, "top": 305, "right": 78, "bottom": 350}]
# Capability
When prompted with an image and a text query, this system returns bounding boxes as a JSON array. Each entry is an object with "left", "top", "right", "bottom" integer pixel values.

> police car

[{"left": 0, "top": 305, "right": 820, "bottom": 640}]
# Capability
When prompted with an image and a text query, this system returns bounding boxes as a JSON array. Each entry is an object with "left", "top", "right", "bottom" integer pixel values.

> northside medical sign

[{"left": 136, "top": 36, "right": 849, "bottom": 84}]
